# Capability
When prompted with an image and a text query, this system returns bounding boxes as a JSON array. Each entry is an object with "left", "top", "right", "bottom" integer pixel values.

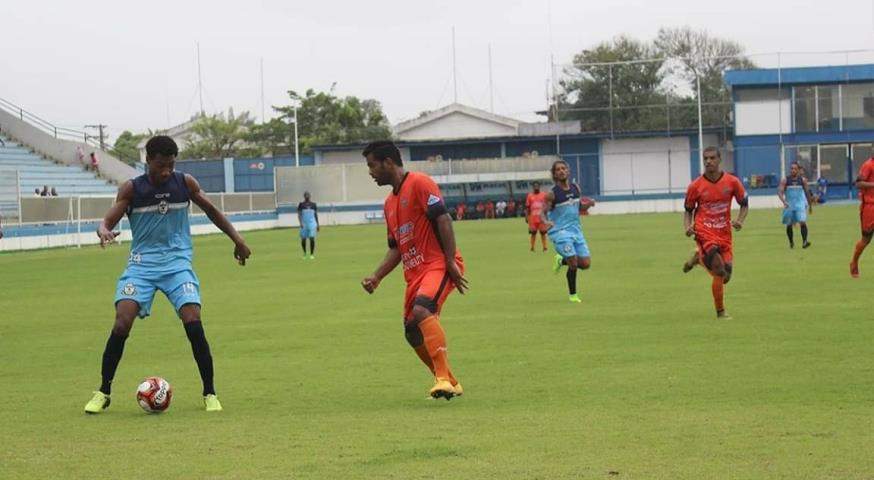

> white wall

[
  {"left": 398, "top": 112, "right": 516, "bottom": 141},
  {"left": 601, "top": 137, "right": 692, "bottom": 195},
  {"left": 735, "top": 99, "right": 791, "bottom": 136},
  {"left": 320, "top": 147, "right": 412, "bottom": 165}
]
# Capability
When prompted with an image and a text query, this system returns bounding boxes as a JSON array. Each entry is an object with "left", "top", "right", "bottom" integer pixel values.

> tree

[
  {"left": 180, "top": 110, "right": 261, "bottom": 160},
  {"left": 654, "top": 27, "right": 756, "bottom": 128},
  {"left": 558, "top": 36, "right": 667, "bottom": 132},
  {"left": 273, "top": 89, "right": 392, "bottom": 153},
  {"left": 247, "top": 118, "right": 294, "bottom": 157},
  {"left": 112, "top": 130, "right": 148, "bottom": 165}
]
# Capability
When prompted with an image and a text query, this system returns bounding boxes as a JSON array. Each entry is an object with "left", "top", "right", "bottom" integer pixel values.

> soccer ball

[{"left": 136, "top": 376, "right": 172, "bottom": 413}]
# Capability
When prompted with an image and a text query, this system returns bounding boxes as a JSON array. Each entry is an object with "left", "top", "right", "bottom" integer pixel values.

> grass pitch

[{"left": 1, "top": 204, "right": 873, "bottom": 479}]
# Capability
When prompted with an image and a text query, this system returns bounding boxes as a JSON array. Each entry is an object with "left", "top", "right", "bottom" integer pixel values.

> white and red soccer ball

[{"left": 136, "top": 376, "right": 172, "bottom": 413}]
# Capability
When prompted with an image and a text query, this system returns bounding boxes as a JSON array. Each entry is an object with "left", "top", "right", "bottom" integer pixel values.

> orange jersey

[
  {"left": 684, "top": 173, "right": 747, "bottom": 240},
  {"left": 526, "top": 192, "right": 547, "bottom": 221},
  {"left": 857, "top": 158, "right": 874, "bottom": 205},
  {"left": 384, "top": 172, "right": 462, "bottom": 283}
]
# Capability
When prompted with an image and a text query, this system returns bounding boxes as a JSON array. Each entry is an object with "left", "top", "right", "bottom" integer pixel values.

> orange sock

[
  {"left": 852, "top": 240, "right": 867, "bottom": 264},
  {"left": 711, "top": 275, "right": 725, "bottom": 314},
  {"left": 413, "top": 345, "right": 435, "bottom": 375},
  {"left": 418, "top": 315, "right": 452, "bottom": 381},
  {"left": 541, "top": 233, "right": 548, "bottom": 250}
]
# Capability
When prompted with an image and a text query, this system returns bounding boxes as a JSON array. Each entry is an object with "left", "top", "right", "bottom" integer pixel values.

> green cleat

[
  {"left": 84, "top": 391, "right": 111, "bottom": 414},
  {"left": 569, "top": 294, "right": 582, "bottom": 303},
  {"left": 308, "top": 255, "right": 315, "bottom": 260},
  {"left": 204, "top": 394, "right": 223, "bottom": 412},
  {"left": 552, "top": 254, "right": 563, "bottom": 274}
]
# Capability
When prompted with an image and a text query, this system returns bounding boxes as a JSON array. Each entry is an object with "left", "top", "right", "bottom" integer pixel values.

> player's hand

[
  {"left": 685, "top": 225, "right": 695, "bottom": 237},
  {"left": 732, "top": 220, "right": 744, "bottom": 231},
  {"left": 782, "top": 201, "right": 789, "bottom": 208},
  {"left": 97, "top": 225, "right": 120, "bottom": 248},
  {"left": 234, "top": 241, "right": 251, "bottom": 265},
  {"left": 0, "top": 228, "right": 4, "bottom": 240},
  {"left": 446, "top": 261, "right": 468, "bottom": 294},
  {"left": 317, "top": 225, "right": 321, "bottom": 232},
  {"left": 361, "top": 275, "right": 380, "bottom": 294}
]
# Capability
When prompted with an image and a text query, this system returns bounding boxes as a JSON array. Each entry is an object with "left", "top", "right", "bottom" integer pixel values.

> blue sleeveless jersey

[
  {"left": 297, "top": 200, "right": 317, "bottom": 226},
  {"left": 125, "top": 172, "right": 193, "bottom": 274},
  {"left": 547, "top": 184, "right": 583, "bottom": 240},
  {"left": 785, "top": 175, "right": 808, "bottom": 209}
]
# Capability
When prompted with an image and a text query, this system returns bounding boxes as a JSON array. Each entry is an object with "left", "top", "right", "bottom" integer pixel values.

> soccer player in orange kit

[
  {"left": 361, "top": 141, "right": 468, "bottom": 400},
  {"left": 526, "top": 181, "right": 549, "bottom": 252},
  {"left": 850, "top": 146, "right": 874, "bottom": 278},
  {"left": 683, "top": 146, "right": 749, "bottom": 319}
]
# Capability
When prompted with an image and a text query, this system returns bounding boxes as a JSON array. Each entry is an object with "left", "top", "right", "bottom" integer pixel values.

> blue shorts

[
  {"left": 551, "top": 232, "right": 591, "bottom": 259},
  {"left": 115, "top": 269, "right": 201, "bottom": 319},
  {"left": 299, "top": 223, "right": 317, "bottom": 239},
  {"left": 782, "top": 207, "right": 807, "bottom": 225}
]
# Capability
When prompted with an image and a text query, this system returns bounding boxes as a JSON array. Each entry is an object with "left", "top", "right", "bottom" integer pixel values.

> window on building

[
  {"left": 820, "top": 144, "right": 849, "bottom": 183},
  {"left": 793, "top": 86, "right": 816, "bottom": 132},
  {"left": 841, "top": 83, "right": 874, "bottom": 130},
  {"left": 852, "top": 143, "right": 874, "bottom": 178},
  {"left": 785, "top": 145, "right": 818, "bottom": 179},
  {"left": 817, "top": 86, "right": 840, "bottom": 132}
]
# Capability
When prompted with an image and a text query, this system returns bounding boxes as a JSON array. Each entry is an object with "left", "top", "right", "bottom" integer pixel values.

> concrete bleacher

[{"left": 0, "top": 134, "right": 118, "bottom": 217}]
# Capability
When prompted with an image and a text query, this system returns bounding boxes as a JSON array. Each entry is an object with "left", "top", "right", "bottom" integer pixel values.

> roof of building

[
  {"left": 393, "top": 103, "right": 521, "bottom": 137},
  {"left": 725, "top": 63, "right": 874, "bottom": 87}
]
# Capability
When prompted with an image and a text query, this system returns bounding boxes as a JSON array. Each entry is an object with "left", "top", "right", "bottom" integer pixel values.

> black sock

[
  {"left": 566, "top": 268, "right": 577, "bottom": 295},
  {"left": 561, "top": 258, "right": 568, "bottom": 266},
  {"left": 100, "top": 331, "right": 128, "bottom": 395},
  {"left": 801, "top": 224, "right": 808, "bottom": 243},
  {"left": 184, "top": 321, "right": 215, "bottom": 396},
  {"left": 786, "top": 226, "right": 794, "bottom": 245},
  {"left": 309, "top": 238, "right": 315, "bottom": 255},
  {"left": 300, "top": 239, "right": 307, "bottom": 255}
]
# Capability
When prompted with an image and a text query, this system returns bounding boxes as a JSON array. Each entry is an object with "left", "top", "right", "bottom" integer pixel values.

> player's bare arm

[
  {"left": 733, "top": 202, "right": 750, "bottom": 231},
  {"left": 855, "top": 176, "right": 874, "bottom": 189},
  {"left": 803, "top": 178, "right": 815, "bottom": 213},
  {"left": 185, "top": 174, "right": 251, "bottom": 265},
  {"left": 777, "top": 178, "right": 788, "bottom": 208},
  {"left": 683, "top": 209, "right": 696, "bottom": 237},
  {"left": 434, "top": 213, "right": 468, "bottom": 294},
  {"left": 539, "top": 190, "right": 555, "bottom": 228},
  {"left": 97, "top": 180, "right": 134, "bottom": 247},
  {"left": 362, "top": 246, "right": 401, "bottom": 294}
]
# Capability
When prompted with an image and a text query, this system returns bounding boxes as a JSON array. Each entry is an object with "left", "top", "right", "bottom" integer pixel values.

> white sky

[{"left": 2, "top": 0, "right": 874, "bottom": 140}]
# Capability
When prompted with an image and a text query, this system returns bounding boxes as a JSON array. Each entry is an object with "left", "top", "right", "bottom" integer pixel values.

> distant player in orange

[
  {"left": 850, "top": 146, "right": 874, "bottom": 277},
  {"left": 526, "top": 181, "right": 549, "bottom": 252},
  {"left": 361, "top": 141, "right": 468, "bottom": 400},
  {"left": 682, "top": 146, "right": 749, "bottom": 319}
]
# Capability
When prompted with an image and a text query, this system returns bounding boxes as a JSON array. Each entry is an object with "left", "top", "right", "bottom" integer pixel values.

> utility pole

[{"left": 85, "top": 124, "right": 108, "bottom": 151}]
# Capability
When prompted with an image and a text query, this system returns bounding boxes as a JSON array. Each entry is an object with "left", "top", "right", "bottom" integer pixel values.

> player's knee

[
  {"left": 178, "top": 304, "right": 201, "bottom": 324},
  {"left": 112, "top": 314, "right": 134, "bottom": 336},
  {"left": 410, "top": 297, "right": 437, "bottom": 323},
  {"left": 403, "top": 321, "right": 424, "bottom": 347},
  {"left": 578, "top": 257, "right": 591, "bottom": 270}
]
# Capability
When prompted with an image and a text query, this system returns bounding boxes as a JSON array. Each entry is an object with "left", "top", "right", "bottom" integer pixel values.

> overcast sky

[{"left": 2, "top": 0, "right": 873, "bottom": 139}]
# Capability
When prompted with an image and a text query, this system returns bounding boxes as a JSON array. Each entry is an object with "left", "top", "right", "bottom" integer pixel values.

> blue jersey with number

[
  {"left": 125, "top": 172, "right": 193, "bottom": 274},
  {"left": 547, "top": 184, "right": 583, "bottom": 239},
  {"left": 785, "top": 175, "right": 808, "bottom": 209}
]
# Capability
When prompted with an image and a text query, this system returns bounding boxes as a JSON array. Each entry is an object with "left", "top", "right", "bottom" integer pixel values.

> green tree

[
  {"left": 247, "top": 118, "right": 294, "bottom": 157},
  {"left": 111, "top": 130, "right": 148, "bottom": 165},
  {"left": 558, "top": 36, "right": 667, "bottom": 133},
  {"left": 273, "top": 89, "right": 392, "bottom": 153},
  {"left": 654, "top": 27, "right": 756, "bottom": 128},
  {"left": 180, "top": 110, "right": 262, "bottom": 160}
]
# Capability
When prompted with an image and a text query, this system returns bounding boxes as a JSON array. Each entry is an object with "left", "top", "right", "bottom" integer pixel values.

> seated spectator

[
  {"left": 507, "top": 198, "right": 517, "bottom": 217},
  {"left": 475, "top": 201, "right": 485, "bottom": 219},
  {"left": 455, "top": 202, "right": 466, "bottom": 220},
  {"left": 34, "top": 188, "right": 41, "bottom": 197},
  {"left": 496, "top": 199, "right": 507, "bottom": 217},
  {"left": 50, "top": 187, "right": 58, "bottom": 197},
  {"left": 76, "top": 145, "right": 86, "bottom": 168},
  {"left": 40, "top": 185, "right": 49, "bottom": 197},
  {"left": 89, "top": 152, "right": 100, "bottom": 174},
  {"left": 816, "top": 176, "right": 828, "bottom": 204},
  {"left": 485, "top": 200, "right": 495, "bottom": 219}
]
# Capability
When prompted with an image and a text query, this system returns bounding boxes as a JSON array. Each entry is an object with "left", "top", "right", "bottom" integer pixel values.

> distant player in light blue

[
  {"left": 778, "top": 162, "right": 815, "bottom": 249},
  {"left": 816, "top": 176, "right": 828, "bottom": 204},
  {"left": 541, "top": 160, "right": 595, "bottom": 303},
  {"left": 297, "top": 191, "right": 320, "bottom": 259},
  {"left": 84, "top": 135, "right": 252, "bottom": 414}
]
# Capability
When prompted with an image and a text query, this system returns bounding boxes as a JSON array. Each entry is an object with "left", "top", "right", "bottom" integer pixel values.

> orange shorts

[
  {"left": 528, "top": 218, "right": 548, "bottom": 234},
  {"left": 861, "top": 204, "right": 874, "bottom": 235},
  {"left": 696, "top": 232, "right": 733, "bottom": 266},
  {"left": 403, "top": 261, "right": 464, "bottom": 322}
]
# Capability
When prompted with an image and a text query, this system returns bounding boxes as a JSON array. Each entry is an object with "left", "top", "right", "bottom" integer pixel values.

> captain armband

[{"left": 388, "top": 238, "right": 398, "bottom": 249}]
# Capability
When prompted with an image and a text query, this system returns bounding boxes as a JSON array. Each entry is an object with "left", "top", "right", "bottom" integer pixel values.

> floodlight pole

[
  {"left": 696, "top": 70, "right": 704, "bottom": 175},
  {"left": 293, "top": 105, "right": 300, "bottom": 167}
]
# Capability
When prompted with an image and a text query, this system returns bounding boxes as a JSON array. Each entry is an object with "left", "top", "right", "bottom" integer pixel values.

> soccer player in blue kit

[
  {"left": 777, "top": 162, "right": 815, "bottom": 249},
  {"left": 297, "top": 191, "right": 320, "bottom": 259},
  {"left": 84, "top": 136, "right": 251, "bottom": 414},
  {"left": 541, "top": 160, "right": 595, "bottom": 303}
]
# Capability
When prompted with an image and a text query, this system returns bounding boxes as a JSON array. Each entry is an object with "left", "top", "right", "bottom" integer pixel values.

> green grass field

[{"left": 2, "top": 204, "right": 873, "bottom": 479}]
